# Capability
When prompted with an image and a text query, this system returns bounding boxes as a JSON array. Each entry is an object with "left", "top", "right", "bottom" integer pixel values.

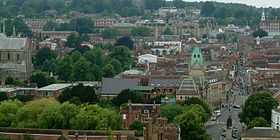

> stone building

[
  {"left": 0, "top": 34, "right": 33, "bottom": 84},
  {"left": 120, "top": 102, "right": 160, "bottom": 129},
  {"left": 260, "top": 10, "right": 280, "bottom": 36},
  {"left": 144, "top": 117, "right": 177, "bottom": 140}
]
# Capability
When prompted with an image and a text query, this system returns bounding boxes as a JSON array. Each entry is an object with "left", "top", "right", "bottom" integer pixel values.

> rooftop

[
  {"left": 38, "top": 83, "right": 73, "bottom": 91},
  {"left": 242, "top": 127, "right": 280, "bottom": 138},
  {"left": 0, "top": 36, "right": 27, "bottom": 50},
  {"left": 101, "top": 78, "right": 139, "bottom": 95}
]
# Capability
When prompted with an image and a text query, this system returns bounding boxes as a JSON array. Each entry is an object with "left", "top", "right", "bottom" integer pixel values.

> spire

[
  {"left": 261, "top": 9, "right": 266, "bottom": 21},
  {"left": 2, "top": 19, "right": 5, "bottom": 35},
  {"left": 12, "top": 25, "right": 16, "bottom": 37}
]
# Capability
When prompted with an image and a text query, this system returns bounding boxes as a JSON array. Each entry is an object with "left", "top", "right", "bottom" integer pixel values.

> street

[{"left": 206, "top": 92, "right": 247, "bottom": 140}]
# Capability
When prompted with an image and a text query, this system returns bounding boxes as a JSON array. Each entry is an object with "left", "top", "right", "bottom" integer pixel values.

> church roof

[
  {"left": 177, "top": 77, "right": 198, "bottom": 96},
  {"left": 0, "top": 36, "right": 27, "bottom": 50}
]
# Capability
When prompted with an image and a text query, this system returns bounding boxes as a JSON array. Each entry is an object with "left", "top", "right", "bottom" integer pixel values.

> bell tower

[
  {"left": 261, "top": 9, "right": 266, "bottom": 22},
  {"left": 190, "top": 46, "right": 205, "bottom": 77}
]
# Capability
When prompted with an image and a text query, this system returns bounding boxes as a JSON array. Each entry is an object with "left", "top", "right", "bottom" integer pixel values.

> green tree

[
  {"left": 115, "top": 37, "right": 134, "bottom": 49},
  {"left": 30, "top": 71, "right": 55, "bottom": 88},
  {"left": 70, "top": 105, "right": 121, "bottom": 130},
  {"left": 130, "top": 121, "right": 144, "bottom": 136},
  {"left": 13, "top": 98, "right": 59, "bottom": 128},
  {"left": 72, "top": 57, "right": 93, "bottom": 81},
  {"left": 253, "top": 29, "right": 268, "bottom": 38},
  {"left": 0, "top": 92, "right": 8, "bottom": 102},
  {"left": 176, "top": 105, "right": 210, "bottom": 140},
  {"left": 0, "top": 100, "right": 22, "bottom": 127},
  {"left": 34, "top": 48, "right": 57, "bottom": 69},
  {"left": 38, "top": 104, "right": 64, "bottom": 129},
  {"left": 160, "top": 104, "right": 184, "bottom": 122},
  {"left": 73, "top": 18, "right": 95, "bottom": 34},
  {"left": 248, "top": 117, "right": 270, "bottom": 129},
  {"left": 110, "top": 46, "right": 133, "bottom": 70},
  {"left": 5, "top": 77, "right": 14, "bottom": 85},
  {"left": 240, "top": 91, "right": 279, "bottom": 125},
  {"left": 201, "top": 2, "right": 215, "bottom": 17},
  {"left": 43, "top": 21, "right": 58, "bottom": 31},
  {"left": 185, "top": 97, "right": 212, "bottom": 119},
  {"left": 101, "top": 28, "right": 119, "bottom": 39},
  {"left": 173, "top": 0, "right": 186, "bottom": 9},
  {"left": 110, "top": 59, "right": 122, "bottom": 74},
  {"left": 102, "top": 64, "right": 115, "bottom": 78},
  {"left": 3, "top": 18, "right": 32, "bottom": 37},
  {"left": 56, "top": 55, "right": 74, "bottom": 81},
  {"left": 131, "top": 27, "right": 151, "bottom": 37},
  {"left": 58, "top": 84, "right": 98, "bottom": 104},
  {"left": 66, "top": 33, "right": 82, "bottom": 48},
  {"left": 60, "top": 102, "right": 79, "bottom": 129},
  {"left": 112, "top": 89, "right": 144, "bottom": 106},
  {"left": 144, "top": 0, "right": 164, "bottom": 10},
  {"left": 163, "top": 27, "right": 173, "bottom": 35}
]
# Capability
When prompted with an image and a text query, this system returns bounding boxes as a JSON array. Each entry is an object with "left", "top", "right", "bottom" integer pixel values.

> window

[
  {"left": 16, "top": 54, "right": 20, "bottom": 61},
  {"left": 7, "top": 53, "right": 10, "bottom": 60}
]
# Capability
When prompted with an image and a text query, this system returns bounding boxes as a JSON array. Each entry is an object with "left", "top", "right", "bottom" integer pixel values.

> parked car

[
  {"left": 233, "top": 105, "right": 241, "bottom": 109},
  {"left": 211, "top": 115, "right": 217, "bottom": 121}
]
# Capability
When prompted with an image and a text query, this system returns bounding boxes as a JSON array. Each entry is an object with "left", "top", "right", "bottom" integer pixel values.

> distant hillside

[{"left": 0, "top": 0, "right": 279, "bottom": 27}]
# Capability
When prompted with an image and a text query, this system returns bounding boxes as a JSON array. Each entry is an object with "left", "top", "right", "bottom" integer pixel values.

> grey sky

[{"left": 185, "top": 0, "right": 280, "bottom": 8}]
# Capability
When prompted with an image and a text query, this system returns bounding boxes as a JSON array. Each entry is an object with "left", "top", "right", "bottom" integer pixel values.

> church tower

[
  {"left": 261, "top": 9, "right": 266, "bottom": 21},
  {"left": 190, "top": 47, "right": 205, "bottom": 77}
]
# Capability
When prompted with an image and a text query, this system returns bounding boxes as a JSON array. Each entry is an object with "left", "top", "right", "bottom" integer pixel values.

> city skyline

[{"left": 185, "top": 0, "right": 280, "bottom": 8}]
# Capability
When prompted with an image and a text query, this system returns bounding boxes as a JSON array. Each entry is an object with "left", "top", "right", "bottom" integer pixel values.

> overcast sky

[{"left": 185, "top": 0, "right": 280, "bottom": 8}]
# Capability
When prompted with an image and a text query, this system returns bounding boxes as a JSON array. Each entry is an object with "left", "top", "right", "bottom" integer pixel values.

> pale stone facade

[{"left": 0, "top": 34, "right": 33, "bottom": 83}]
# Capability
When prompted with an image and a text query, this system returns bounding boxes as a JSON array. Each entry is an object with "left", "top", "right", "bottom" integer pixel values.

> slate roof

[
  {"left": 242, "top": 127, "right": 280, "bottom": 138},
  {"left": 149, "top": 78, "right": 181, "bottom": 87},
  {"left": 101, "top": 78, "right": 139, "bottom": 95},
  {"left": 0, "top": 37, "right": 27, "bottom": 50},
  {"left": 177, "top": 77, "right": 198, "bottom": 96}
]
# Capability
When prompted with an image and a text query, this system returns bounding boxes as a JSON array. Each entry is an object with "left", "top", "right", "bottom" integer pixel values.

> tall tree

[
  {"left": 58, "top": 84, "right": 98, "bottom": 104},
  {"left": 66, "top": 33, "right": 82, "bottom": 48},
  {"left": 176, "top": 105, "right": 211, "bottom": 140},
  {"left": 110, "top": 46, "right": 133, "bottom": 70},
  {"left": 144, "top": 0, "right": 164, "bottom": 10},
  {"left": 240, "top": 91, "right": 279, "bottom": 125},
  {"left": 30, "top": 71, "right": 55, "bottom": 88},
  {"left": 201, "top": 2, "right": 215, "bottom": 17},
  {"left": 253, "top": 29, "right": 268, "bottom": 38},
  {"left": 112, "top": 89, "right": 144, "bottom": 106},
  {"left": 34, "top": 47, "right": 57, "bottom": 69},
  {"left": 248, "top": 117, "right": 270, "bottom": 129},
  {"left": 101, "top": 28, "right": 119, "bottom": 39},
  {"left": 0, "top": 100, "right": 22, "bottom": 127},
  {"left": 160, "top": 104, "right": 184, "bottom": 122},
  {"left": 115, "top": 36, "right": 134, "bottom": 49}
]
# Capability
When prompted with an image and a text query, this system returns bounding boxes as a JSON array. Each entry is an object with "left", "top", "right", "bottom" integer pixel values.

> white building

[
  {"left": 158, "top": 7, "right": 178, "bottom": 17},
  {"left": 147, "top": 41, "right": 182, "bottom": 56},
  {"left": 138, "top": 54, "right": 157, "bottom": 64},
  {"left": 272, "top": 109, "right": 280, "bottom": 130}
]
